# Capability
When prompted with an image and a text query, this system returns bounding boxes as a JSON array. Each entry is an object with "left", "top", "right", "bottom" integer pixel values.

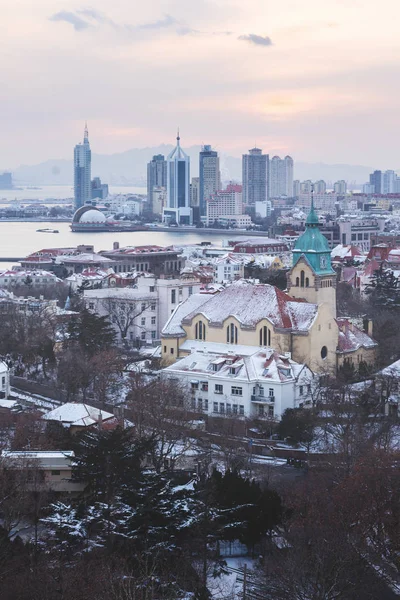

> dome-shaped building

[{"left": 71, "top": 205, "right": 108, "bottom": 231}]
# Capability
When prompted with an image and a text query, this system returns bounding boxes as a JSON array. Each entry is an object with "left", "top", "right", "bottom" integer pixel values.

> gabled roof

[
  {"left": 336, "top": 318, "right": 377, "bottom": 354},
  {"left": 182, "top": 280, "right": 318, "bottom": 332},
  {"left": 162, "top": 292, "right": 215, "bottom": 337},
  {"left": 42, "top": 403, "right": 114, "bottom": 427}
]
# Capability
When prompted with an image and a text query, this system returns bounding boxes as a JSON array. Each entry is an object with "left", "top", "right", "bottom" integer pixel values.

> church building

[{"left": 161, "top": 202, "right": 377, "bottom": 373}]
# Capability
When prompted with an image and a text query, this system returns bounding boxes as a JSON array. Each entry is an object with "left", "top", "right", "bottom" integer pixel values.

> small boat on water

[{"left": 36, "top": 228, "right": 59, "bottom": 233}]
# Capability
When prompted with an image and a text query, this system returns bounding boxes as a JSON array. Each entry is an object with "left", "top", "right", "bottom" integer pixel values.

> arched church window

[
  {"left": 300, "top": 270, "right": 305, "bottom": 287},
  {"left": 306, "top": 277, "right": 309, "bottom": 287},
  {"left": 259, "top": 326, "right": 271, "bottom": 347},
  {"left": 195, "top": 321, "right": 206, "bottom": 341},
  {"left": 296, "top": 277, "right": 299, "bottom": 287},
  {"left": 227, "top": 323, "right": 238, "bottom": 344}
]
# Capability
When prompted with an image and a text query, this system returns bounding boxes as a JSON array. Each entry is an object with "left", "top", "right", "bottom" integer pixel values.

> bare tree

[{"left": 100, "top": 294, "right": 154, "bottom": 346}]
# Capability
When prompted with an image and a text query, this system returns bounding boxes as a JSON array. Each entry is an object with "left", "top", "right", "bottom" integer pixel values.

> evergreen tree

[
  {"left": 67, "top": 308, "right": 116, "bottom": 357},
  {"left": 364, "top": 264, "right": 400, "bottom": 308}
]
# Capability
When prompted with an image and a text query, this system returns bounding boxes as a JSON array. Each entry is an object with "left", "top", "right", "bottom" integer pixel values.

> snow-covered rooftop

[
  {"left": 336, "top": 318, "right": 377, "bottom": 353},
  {"left": 42, "top": 403, "right": 114, "bottom": 427},
  {"left": 162, "top": 292, "right": 216, "bottom": 337}
]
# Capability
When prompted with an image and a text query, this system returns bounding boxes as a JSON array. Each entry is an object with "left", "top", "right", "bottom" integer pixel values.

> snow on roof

[
  {"left": 162, "top": 292, "right": 216, "bottom": 337},
  {"left": 57, "top": 253, "right": 113, "bottom": 264},
  {"left": 163, "top": 345, "right": 310, "bottom": 384},
  {"left": 378, "top": 359, "right": 400, "bottom": 378},
  {"left": 336, "top": 319, "right": 377, "bottom": 353},
  {"left": 331, "top": 244, "right": 362, "bottom": 259},
  {"left": 42, "top": 403, "right": 114, "bottom": 427},
  {"left": 182, "top": 280, "right": 318, "bottom": 332}
]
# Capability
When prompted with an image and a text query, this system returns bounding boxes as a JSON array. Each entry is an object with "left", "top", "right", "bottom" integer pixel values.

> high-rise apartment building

[
  {"left": 369, "top": 170, "right": 383, "bottom": 194},
  {"left": 300, "top": 180, "right": 313, "bottom": 194},
  {"left": 163, "top": 132, "right": 191, "bottom": 225},
  {"left": 199, "top": 145, "right": 220, "bottom": 220},
  {"left": 242, "top": 148, "right": 268, "bottom": 205},
  {"left": 293, "top": 180, "right": 301, "bottom": 197},
  {"left": 314, "top": 180, "right": 327, "bottom": 194},
  {"left": 74, "top": 124, "right": 92, "bottom": 211},
  {"left": 147, "top": 154, "right": 167, "bottom": 213},
  {"left": 383, "top": 170, "right": 396, "bottom": 194},
  {"left": 334, "top": 180, "right": 347, "bottom": 195},
  {"left": 269, "top": 155, "right": 294, "bottom": 198}
]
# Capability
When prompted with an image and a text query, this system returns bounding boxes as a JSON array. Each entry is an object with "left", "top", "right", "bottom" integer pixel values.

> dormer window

[
  {"left": 195, "top": 321, "right": 206, "bottom": 341},
  {"left": 227, "top": 323, "right": 238, "bottom": 344}
]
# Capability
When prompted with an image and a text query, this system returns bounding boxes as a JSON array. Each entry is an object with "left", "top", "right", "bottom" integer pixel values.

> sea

[
  {"left": 0, "top": 186, "right": 236, "bottom": 269},
  {"left": 0, "top": 184, "right": 146, "bottom": 204}
]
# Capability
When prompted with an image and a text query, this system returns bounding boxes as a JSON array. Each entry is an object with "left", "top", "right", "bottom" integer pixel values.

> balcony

[{"left": 251, "top": 395, "right": 275, "bottom": 403}]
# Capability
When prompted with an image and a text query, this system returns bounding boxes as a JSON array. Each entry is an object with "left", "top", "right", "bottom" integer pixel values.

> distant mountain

[{"left": 12, "top": 146, "right": 378, "bottom": 187}]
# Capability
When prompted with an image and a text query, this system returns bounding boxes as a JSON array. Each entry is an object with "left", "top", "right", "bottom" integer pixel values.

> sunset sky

[{"left": 2, "top": 0, "right": 400, "bottom": 167}]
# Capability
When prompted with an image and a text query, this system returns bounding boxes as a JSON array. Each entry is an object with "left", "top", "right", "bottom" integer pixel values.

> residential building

[
  {"left": 1, "top": 451, "right": 85, "bottom": 494},
  {"left": 0, "top": 270, "right": 62, "bottom": 288},
  {"left": 242, "top": 148, "right": 268, "bottom": 205},
  {"left": 162, "top": 344, "right": 314, "bottom": 420},
  {"left": 190, "top": 177, "right": 200, "bottom": 222},
  {"left": 152, "top": 186, "right": 167, "bottom": 216},
  {"left": 362, "top": 183, "right": 375, "bottom": 194},
  {"left": 255, "top": 201, "right": 272, "bottom": 219},
  {"left": 206, "top": 187, "right": 243, "bottom": 225},
  {"left": 199, "top": 145, "right": 221, "bottom": 219},
  {"left": 383, "top": 170, "right": 396, "bottom": 194},
  {"left": 91, "top": 177, "right": 109, "bottom": 200},
  {"left": 163, "top": 132, "right": 192, "bottom": 225},
  {"left": 42, "top": 403, "right": 116, "bottom": 433},
  {"left": 74, "top": 124, "right": 92, "bottom": 210},
  {"left": 293, "top": 180, "right": 301, "bottom": 197},
  {"left": 300, "top": 180, "right": 312, "bottom": 194},
  {"left": 297, "top": 193, "right": 339, "bottom": 212},
  {"left": 369, "top": 170, "right": 383, "bottom": 194},
  {"left": 314, "top": 180, "right": 327, "bottom": 194},
  {"left": 269, "top": 155, "right": 294, "bottom": 198},
  {"left": 147, "top": 155, "right": 167, "bottom": 213},
  {"left": 84, "top": 274, "right": 203, "bottom": 345},
  {"left": 334, "top": 180, "right": 347, "bottom": 195},
  {"left": 100, "top": 244, "right": 185, "bottom": 276},
  {"left": 161, "top": 202, "right": 377, "bottom": 373},
  {"left": 213, "top": 254, "right": 245, "bottom": 283}
]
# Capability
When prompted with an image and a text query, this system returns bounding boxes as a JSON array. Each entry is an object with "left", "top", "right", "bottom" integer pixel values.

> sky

[{"left": 2, "top": 0, "right": 400, "bottom": 168}]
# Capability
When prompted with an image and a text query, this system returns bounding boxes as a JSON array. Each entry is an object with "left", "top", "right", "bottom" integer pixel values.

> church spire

[{"left": 306, "top": 184, "right": 319, "bottom": 226}]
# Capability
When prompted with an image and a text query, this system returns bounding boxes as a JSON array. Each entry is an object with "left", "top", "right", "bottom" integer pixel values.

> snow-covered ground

[{"left": 208, "top": 557, "right": 257, "bottom": 599}]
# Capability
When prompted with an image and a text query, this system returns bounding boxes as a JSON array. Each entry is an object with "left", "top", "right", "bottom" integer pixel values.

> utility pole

[{"left": 243, "top": 563, "right": 247, "bottom": 600}]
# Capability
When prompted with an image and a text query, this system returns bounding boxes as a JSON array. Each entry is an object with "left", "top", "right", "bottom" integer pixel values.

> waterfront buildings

[
  {"left": 74, "top": 124, "right": 92, "bottom": 210},
  {"left": 334, "top": 180, "right": 347, "bottom": 195},
  {"left": 161, "top": 203, "right": 377, "bottom": 374},
  {"left": 163, "top": 133, "right": 192, "bottom": 225},
  {"left": 199, "top": 145, "right": 221, "bottom": 220},
  {"left": 242, "top": 148, "right": 268, "bottom": 205},
  {"left": 147, "top": 155, "right": 167, "bottom": 214},
  {"left": 206, "top": 186, "right": 243, "bottom": 225},
  {"left": 269, "top": 156, "right": 294, "bottom": 198},
  {"left": 190, "top": 177, "right": 200, "bottom": 222},
  {"left": 91, "top": 177, "right": 109, "bottom": 200}
]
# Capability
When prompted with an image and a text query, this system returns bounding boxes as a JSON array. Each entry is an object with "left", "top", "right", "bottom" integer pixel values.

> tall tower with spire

[
  {"left": 74, "top": 124, "right": 92, "bottom": 210},
  {"left": 163, "top": 131, "right": 192, "bottom": 225},
  {"left": 288, "top": 195, "right": 336, "bottom": 313}
]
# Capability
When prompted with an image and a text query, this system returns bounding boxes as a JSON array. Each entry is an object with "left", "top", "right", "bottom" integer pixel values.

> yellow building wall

[
  {"left": 291, "top": 303, "right": 338, "bottom": 373},
  {"left": 288, "top": 261, "right": 337, "bottom": 317}
]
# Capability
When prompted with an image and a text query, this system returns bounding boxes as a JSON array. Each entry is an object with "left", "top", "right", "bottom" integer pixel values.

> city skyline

[{"left": 2, "top": 0, "right": 400, "bottom": 167}]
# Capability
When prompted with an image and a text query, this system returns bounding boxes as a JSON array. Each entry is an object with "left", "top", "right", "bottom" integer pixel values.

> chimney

[{"left": 113, "top": 241, "right": 120, "bottom": 250}]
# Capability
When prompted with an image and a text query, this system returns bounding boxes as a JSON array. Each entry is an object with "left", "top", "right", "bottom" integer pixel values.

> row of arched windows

[
  {"left": 196, "top": 321, "right": 273, "bottom": 346},
  {"left": 295, "top": 270, "right": 309, "bottom": 288},
  {"left": 259, "top": 326, "right": 271, "bottom": 347},
  {"left": 320, "top": 280, "right": 333, "bottom": 288}
]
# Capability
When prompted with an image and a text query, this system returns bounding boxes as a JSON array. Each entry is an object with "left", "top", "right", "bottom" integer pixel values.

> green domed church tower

[{"left": 288, "top": 199, "right": 337, "bottom": 317}]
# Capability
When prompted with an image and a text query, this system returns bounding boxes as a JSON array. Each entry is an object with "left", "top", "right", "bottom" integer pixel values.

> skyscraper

[
  {"left": 74, "top": 124, "right": 92, "bottom": 210},
  {"left": 163, "top": 132, "right": 191, "bottom": 225},
  {"left": 369, "top": 170, "right": 382, "bottom": 194},
  {"left": 269, "top": 155, "right": 294, "bottom": 198},
  {"left": 242, "top": 148, "right": 268, "bottom": 205},
  {"left": 147, "top": 154, "right": 167, "bottom": 213},
  {"left": 199, "top": 145, "right": 221, "bottom": 220}
]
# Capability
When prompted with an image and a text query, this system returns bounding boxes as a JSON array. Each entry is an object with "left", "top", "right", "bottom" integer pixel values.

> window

[
  {"left": 201, "top": 382, "right": 208, "bottom": 392},
  {"left": 296, "top": 277, "right": 299, "bottom": 287},
  {"left": 219, "top": 403, "right": 225, "bottom": 414},
  {"left": 141, "top": 303, "right": 146, "bottom": 311},
  {"left": 141, "top": 317, "right": 146, "bottom": 326},
  {"left": 141, "top": 332, "right": 146, "bottom": 340},
  {"left": 151, "top": 303, "right": 156, "bottom": 311},
  {"left": 258, "top": 405, "right": 265, "bottom": 417},
  {"left": 204, "top": 399, "right": 208, "bottom": 412},
  {"left": 195, "top": 321, "right": 206, "bottom": 341},
  {"left": 170, "top": 348, "right": 174, "bottom": 355},
  {"left": 321, "top": 346, "right": 328, "bottom": 359},
  {"left": 179, "top": 288, "right": 183, "bottom": 296},
  {"left": 226, "top": 403, "right": 232, "bottom": 414},
  {"left": 213, "top": 402, "right": 218, "bottom": 413},
  {"left": 191, "top": 381, "right": 199, "bottom": 390},
  {"left": 231, "top": 386, "right": 243, "bottom": 396},
  {"left": 88, "top": 302, "right": 94, "bottom": 310},
  {"left": 51, "top": 470, "right": 61, "bottom": 476},
  {"left": 269, "top": 388, "right": 274, "bottom": 397},
  {"left": 259, "top": 326, "right": 271, "bottom": 347},
  {"left": 215, "top": 384, "right": 223, "bottom": 394},
  {"left": 226, "top": 323, "right": 238, "bottom": 344},
  {"left": 299, "top": 385, "right": 303, "bottom": 396},
  {"left": 191, "top": 397, "right": 196, "bottom": 409},
  {"left": 306, "top": 277, "right": 309, "bottom": 287},
  {"left": 151, "top": 316, "right": 156, "bottom": 325},
  {"left": 307, "top": 384, "right": 311, "bottom": 393},
  {"left": 163, "top": 346, "right": 167, "bottom": 353},
  {"left": 188, "top": 286, "right": 193, "bottom": 296},
  {"left": 198, "top": 398, "right": 203, "bottom": 411},
  {"left": 239, "top": 405, "right": 244, "bottom": 415},
  {"left": 171, "top": 289, "right": 176, "bottom": 304},
  {"left": 151, "top": 331, "right": 156, "bottom": 339},
  {"left": 268, "top": 405, "right": 274, "bottom": 417},
  {"left": 149, "top": 286, "right": 155, "bottom": 293},
  {"left": 1, "top": 377, "right": 5, "bottom": 388},
  {"left": 300, "top": 270, "right": 305, "bottom": 287}
]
